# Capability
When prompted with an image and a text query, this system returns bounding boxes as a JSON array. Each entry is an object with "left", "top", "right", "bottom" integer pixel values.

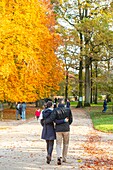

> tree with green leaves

[{"left": 51, "top": 0, "right": 113, "bottom": 106}]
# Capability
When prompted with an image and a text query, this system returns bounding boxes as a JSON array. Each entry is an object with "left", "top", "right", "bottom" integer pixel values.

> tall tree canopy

[
  {"left": 51, "top": 0, "right": 113, "bottom": 106},
  {"left": 0, "top": 0, "right": 64, "bottom": 102}
]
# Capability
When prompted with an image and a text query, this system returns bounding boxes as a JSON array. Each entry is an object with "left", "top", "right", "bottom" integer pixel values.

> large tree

[
  {"left": 51, "top": 0, "right": 113, "bottom": 106},
  {"left": 0, "top": 0, "right": 64, "bottom": 102}
]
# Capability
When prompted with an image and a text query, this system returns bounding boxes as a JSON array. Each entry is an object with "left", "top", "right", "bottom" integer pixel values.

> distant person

[
  {"left": 53, "top": 102, "right": 57, "bottom": 109},
  {"left": 66, "top": 99, "right": 70, "bottom": 108},
  {"left": 35, "top": 108, "right": 41, "bottom": 120},
  {"left": 44, "top": 99, "right": 73, "bottom": 165},
  {"left": 19, "top": 103, "right": 22, "bottom": 118},
  {"left": 53, "top": 98, "right": 58, "bottom": 109},
  {"left": 102, "top": 98, "right": 107, "bottom": 113},
  {"left": 0, "top": 102, "right": 4, "bottom": 121},
  {"left": 54, "top": 98, "right": 58, "bottom": 103},
  {"left": 16, "top": 102, "right": 21, "bottom": 120},
  {"left": 21, "top": 102, "right": 26, "bottom": 120}
]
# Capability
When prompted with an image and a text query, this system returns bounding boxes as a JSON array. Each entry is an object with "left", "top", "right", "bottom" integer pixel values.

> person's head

[
  {"left": 58, "top": 99, "right": 65, "bottom": 108},
  {"left": 46, "top": 101, "right": 53, "bottom": 108},
  {"left": 59, "top": 99, "right": 64, "bottom": 104},
  {"left": 36, "top": 108, "right": 40, "bottom": 111},
  {"left": 43, "top": 103, "right": 47, "bottom": 109}
]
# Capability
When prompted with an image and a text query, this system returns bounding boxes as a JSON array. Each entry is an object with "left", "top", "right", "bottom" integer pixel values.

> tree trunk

[
  {"left": 77, "top": 32, "right": 83, "bottom": 108},
  {"left": 84, "top": 8, "right": 91, "bottom": 107},
  {"left": 90, "top": 62, "right": 93, "bottom": 103},
  {"left": 65, "top": 69, "right": 68, "bottom": 103},
  {"left": 94, "top": 62, "right": 98, "bottom": 104},
  {"left": 77, "top": 60, "right": 83, "bottom": 107},
  {"left": 84, "top": 56, "right": 90, "bottom": 107}
]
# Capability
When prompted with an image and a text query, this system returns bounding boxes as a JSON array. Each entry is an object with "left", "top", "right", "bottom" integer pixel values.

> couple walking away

[
  {"left": 16, "top": 102, "right": 26, "bottom": 120},
  {"left": 40, "top": 99, "right": 73, "bottom": 165}
]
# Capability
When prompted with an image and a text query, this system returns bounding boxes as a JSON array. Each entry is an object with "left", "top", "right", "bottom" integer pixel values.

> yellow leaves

[
  {"left": 59, "top": 0, "right": 63, "bottom": 5},
  {"left": 0, "top": 0, "right": 63, "bottom": 102},
  {"left": 77, "top": 159, "right": 82, "bottom": 163},
  {"left": 0, "top": 1, "right": 6, "bottom": 14}
]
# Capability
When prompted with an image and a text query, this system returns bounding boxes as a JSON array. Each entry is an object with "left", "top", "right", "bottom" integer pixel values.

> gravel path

[{"left": 0, "top": 108, "right": 113, "bottom": 170}]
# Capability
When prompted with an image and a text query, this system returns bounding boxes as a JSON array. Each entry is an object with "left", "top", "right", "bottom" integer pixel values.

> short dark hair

[{"left": 47, "top": 101, "right": 52, "bottom": 108}]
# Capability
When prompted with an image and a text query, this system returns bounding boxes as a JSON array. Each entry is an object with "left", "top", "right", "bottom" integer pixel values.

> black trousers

[{"left": 46, "top": 140, "right": 54, "bottom": 156}]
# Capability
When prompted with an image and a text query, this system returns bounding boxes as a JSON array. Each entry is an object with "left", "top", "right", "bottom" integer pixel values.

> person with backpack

[
  {"left": 40, "top": 101, "right": 68, "bottom": 164},
  {"left": 16, "top": 102, "right": 21, "bottom": 120}
]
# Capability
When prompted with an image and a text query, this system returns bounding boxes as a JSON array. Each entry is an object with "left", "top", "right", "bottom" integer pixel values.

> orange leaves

[
  {"left": 0, "top": 0, "right": 64, "bottom": 102},
  {"left": 81, "top": 132, "right": 113, "bottom": 169}
]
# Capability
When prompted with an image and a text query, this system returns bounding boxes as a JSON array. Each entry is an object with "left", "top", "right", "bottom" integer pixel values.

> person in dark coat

[
  {"left": 102, "top": 98, "right": 107, "bottom": 112},
  {"left": 41, "top": 101, "right": 56, "bottom": 164},
  {"left": 66, "top": 99, "right": 70, "bottom": 108},
  {"left": 16, "top": 102, "right": 21, "bottom": 120},
  {"left": 41, "top": 101, "right": 68, "bottom": 164}
]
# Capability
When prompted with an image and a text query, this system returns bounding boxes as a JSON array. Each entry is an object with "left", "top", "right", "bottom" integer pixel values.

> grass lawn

[
  {"left": 70, "top": 101, "right": 78, "bottom": 107},
  {"left": 85, "top": 105, "right": 113, "bottom": 133},
  {"left": 70, "top": 101, "right": 113, "bottom": 133}
]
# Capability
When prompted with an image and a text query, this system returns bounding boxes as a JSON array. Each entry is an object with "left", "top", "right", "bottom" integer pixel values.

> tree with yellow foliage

[{"left": 0, "top": 0, "right": 64, "bottom": 102}]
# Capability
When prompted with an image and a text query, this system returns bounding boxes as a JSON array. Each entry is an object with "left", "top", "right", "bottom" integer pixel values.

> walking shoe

[
  {"left": 62, "top": 158, "right": 66, "bottom": 162},
  {"left": 46, "top": 155, "right": 51, "bottom": 164},
  {"left": 57, "top": 158, "right": 61, "bottom": 165}
]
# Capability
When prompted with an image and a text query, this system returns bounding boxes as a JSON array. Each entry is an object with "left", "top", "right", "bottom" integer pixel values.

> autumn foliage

[{"left": 0, "top": 0, "right": 64, "bottom": 102}]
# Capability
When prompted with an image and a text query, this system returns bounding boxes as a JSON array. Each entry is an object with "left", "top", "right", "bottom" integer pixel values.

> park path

[{"left": 0, "top": 108, "right": 113, "bottom": 170}]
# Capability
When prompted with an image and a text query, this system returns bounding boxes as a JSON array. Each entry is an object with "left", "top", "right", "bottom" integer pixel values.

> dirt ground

[{"left": 0, "top": 108, "right": 113, "bottom": 170}]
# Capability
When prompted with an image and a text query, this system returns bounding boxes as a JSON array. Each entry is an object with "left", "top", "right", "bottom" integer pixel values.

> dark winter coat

[
  {"left": 103, "top": 100, "right": 107, "bottom": 107},
  {"left": 66, "top": 101, "right": 70, "bottom": 108},
  {"left": 41, "top": 108, "right": 56, "bottom": 140},
  {"left": 45, "top": 104, "right": 73, "bottom": 132}
]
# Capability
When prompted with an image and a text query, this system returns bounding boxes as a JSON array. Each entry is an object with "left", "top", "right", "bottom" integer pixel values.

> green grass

[
  {"left": 70, "top": 101, "right": 78, "bottom": 107},
  {"left": 85, "top": 106, "right": 113, "bottom": 133},
  {"left": 91, "top": 102, "right": 113, "bottom": 106},
  {"left": 90, "top": 112, "right": 113, "bottom": 133},
  {"left": 70, "top": 101, "right": 113, "bottom": 106}
]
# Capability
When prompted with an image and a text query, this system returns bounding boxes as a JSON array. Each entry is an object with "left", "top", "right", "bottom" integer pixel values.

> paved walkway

[{"left": 0, "top": 108, "right": 113, "bottom": 170}]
